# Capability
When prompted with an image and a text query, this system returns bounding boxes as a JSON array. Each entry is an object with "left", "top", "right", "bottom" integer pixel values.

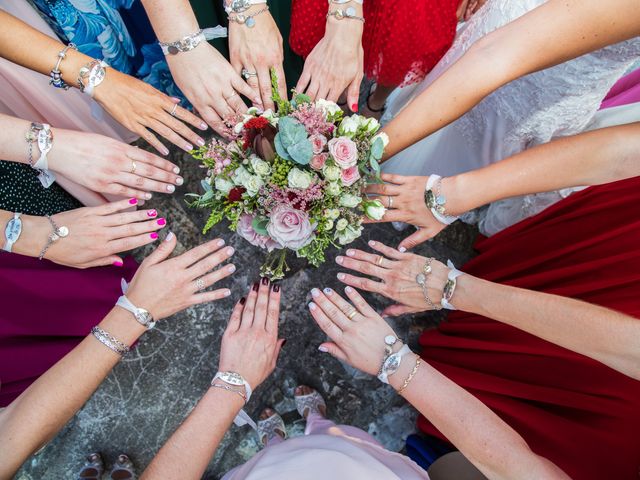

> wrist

[
  {"left": 203, "top": 385, "right": 245, "bottom": 411},
  {"left": 11, "top": 215, "right": 48, "bottom": 258},
  {"left": 447, "top": 273, "right": 484, "bottom": 314},
  {"left": 98, "top": 307, "right": 147, "bottom": 347},
  {"left": 388, "top": 352, "right": 420, "bottom": 392}
]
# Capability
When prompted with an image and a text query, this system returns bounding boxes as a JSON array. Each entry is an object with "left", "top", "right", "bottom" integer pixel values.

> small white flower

[
  {"left": 335, "top": 218, "right": 349, "bottom": 231},
  {"left": 326, "top": 182, "right": 342, "bottom": 196},
  {"left": 322, "top": 164, "right": 341, "bottom": 182},
  {"left": 233, "top": 122, "right": 245, "bottom": 135},
  {"left": 233, "top": 166, "right": 252, "bottom": 186},
  {"left": 371, "top": 132, "right": 390, "bottom": 148},
  {"left": 315, "top": 99, "right": 341, "bottom": 118},
  {"left": 335, "top": 224, "right": 363, "bottom": 245},
  {"left": 247, "top": 106, "right": 260, "bottom": 116},
  {"left": 287, "top": 168, "right": 314, "bottom": 189},
  {"left": 363, "top": 199, "right": 387, "bottom": 220},
  {"left": 250, "top": 154, "right": 271, "bottom": 177},
  {"left": 214, "top": 177, "right": 234, "bottom": 195},
  {"left": 338, "top": 116, "right": 360, "bottom": 137},
  {"left": 324, "top": 219, "right": 334, "bottom": 230},
  {"left": 326, "top": 208, "right": 340, "bottom": 220},
  {"left": 243, "top": 175, "right": 264, "bottom": 197},
  {"left": 363, "top": 117, "right": 380, "bottom": 133},
  {"left": 261, "top": 109, "right": 279, "bottom": 126},
  {"left": 339, "top": 193, "right": 362, "bottom": 208}
]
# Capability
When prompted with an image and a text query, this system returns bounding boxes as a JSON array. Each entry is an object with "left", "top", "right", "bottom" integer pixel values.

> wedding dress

[{"left": 381, "top": 0, "right": 640, "bottom": 236}]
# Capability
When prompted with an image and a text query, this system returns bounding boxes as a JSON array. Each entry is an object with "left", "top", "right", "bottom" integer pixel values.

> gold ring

[
  {"left": 170, "top": 103, "right": 178, "bottom": 117},
  {"left": 388, "top": 195, "right": 393, "bottom": 208},
  {"left": 347, "top": 310, "right": 357, "bottom": 320},
  {"left": 376, "top": 255, "right": 384, "bottom": 266},
  {"left": 130, "top": 160, "right": 137, "bottom": 174}
]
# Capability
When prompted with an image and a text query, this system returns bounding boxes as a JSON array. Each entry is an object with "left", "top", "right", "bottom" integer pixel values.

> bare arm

[{"left": 381, "top": 0, "right": 640, "bottom": 158}]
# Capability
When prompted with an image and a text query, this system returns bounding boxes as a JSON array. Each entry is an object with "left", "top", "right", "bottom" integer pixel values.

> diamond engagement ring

[
  {"left": 130, "top": 161, "right": 137, "bottom": 174},
  {"left": 195, "top": 278, "right": 206, "bottom": 291},
  {"left": 170, "top": 103, "right": 178, "bottom": 117},
  {"left": 241, "top": 68, "right": 257, "bottom": 80}
]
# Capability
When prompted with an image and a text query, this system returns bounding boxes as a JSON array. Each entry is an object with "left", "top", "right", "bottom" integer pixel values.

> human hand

[
  {"left": 48, "top": 129, "right": 183, "bottom": 200},
  {"left": 295, "top": 16, "right": 363, "bottom": 110},
  {"left": 218, "top": 279, "right": 284, "bottom": 389},
  {"left": 463, "top": 0, "right": 487, "bottom": 21},
  {"left": 308, "top": 285, "right": 398, "bottom": 376},
  {"left": 92, "top": 68, "right": 207, "bottom": 155},
  {"left": 125, "top": 235, "right": 236, "bottom": 321},
  {"left": 365, "top": 173, "right": 463, "bottom": 251},
  {"left": 167, "top": 42, "right": 261, "bottom": 134},
  {"left": 229, "top": 9, "right": 286, "bottom": 111},
  {"left": 36, "top": 198, "right": 167, "bottom": 268},
  {"left": 335, "top": 240, "right": 449, "bottom": 316}
]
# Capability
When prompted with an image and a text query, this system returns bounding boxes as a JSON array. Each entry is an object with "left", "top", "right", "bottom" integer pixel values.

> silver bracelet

[
  {"left": 77, "top": 59, "right": 107, "bottom": 97},
  {"left": 415, "top": 257, "right": 442, "bottom": 311},
  {"left": 441, "top": 260, "right": 464, "bottom": 310},
  {"left": 225, "top": 0, "right": 267, "bottom": 14},
  {"left": 91, "top": 326, "right": 130, "bottom": 356},
  {"left": 210, "top": 381, "right": 247, "bottom": 403},
  {"left": 50, "top": 43, "right": 77, "bottom": 89},
  {"left": 228, "top": 6, "right": 269, "bottom": 28},
  {"left": 424, "top": 175, "right": 459, "bottom": 225},
  {"left": 327, "top": 7, "right": 365, "bottom": 22},
  {"left": 38, "top": 215, "right": 70, "bottom": 260}
]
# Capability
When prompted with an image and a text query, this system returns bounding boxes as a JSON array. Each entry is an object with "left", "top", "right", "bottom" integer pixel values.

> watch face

[{"left": 5, "top": 217, "right": 22, "bottom": 243}]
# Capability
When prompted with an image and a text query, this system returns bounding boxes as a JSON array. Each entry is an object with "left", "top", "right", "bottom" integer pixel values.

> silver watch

[
  {"left": 116, "top": 295, "right": 156, "bottom": 329},
  {"left": 3, "top": 212, "right": 22, "bottom": 253}
]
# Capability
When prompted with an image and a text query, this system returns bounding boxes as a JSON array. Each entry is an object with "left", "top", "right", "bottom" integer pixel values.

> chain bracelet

[
  {"left": 91, "top": 326, "right": 130, "bottom": 356},
  {"left": 210, "top": 381, "right": 247, "bottom": 403},
  {"left": 415, "top": 257, "right": 442, "bottom": 310},
  {"left": 398, "top": 356, "right": 421, "bottom": 394},
  {"left": 38, "top": 215, "right": 70, "bottom": 260}
]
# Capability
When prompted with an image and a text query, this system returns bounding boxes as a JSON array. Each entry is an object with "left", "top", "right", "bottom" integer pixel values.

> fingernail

[
  {"left": 273, "top": 284, "right": 280, "bottom": 293},
  {"left": 217, "top": 239, "right": 226, "bottom": 247},
  {"left": 311, "top": 288, "right": 320, "bottom": 298},
  {"left": 352, "top": 103, "right": 358, "bottom": 112},
  {"left": 323, "top": 288, "right": 332, "bottom": 295},
  {"left": 226, "top": 247, "right": 235, "bottom": 256},
  {"left": 166, "top": 185, "right": 176, "bottom": 193},
  {"left": 254, "top": 97, "right": 262, "bottom": 104},
  {"left": 261, "top": 277, "right": 269, "bottom": 286},
  {"left": 318, "top": 345, "right": 328, "bottom": 352},
  {"left": 200, "top": 123, "right": 208, "bottom": 130},
  {"left": 165, "top": 231, "right": 175, "bottom": 242},
  {"left": 173, "top": 166, "right": 180, "bottom": 174},
  {"left": 240, "top": 296, "right": 246, "bottom": 305},
  {"left": 145, "top": 193, "right": 153, "bottom": 200},
  {"left": 157, "top": 218, "right": 166, "bottom": 226},
  {"left": 337, "top": 273, "right": 346, "bottom": 280},
  {"left": 129, "top": 198, "right": 138, "bottom": 205},
  {"left": 161, "top": 147, "right": 169, "bottom": 156},
  {"left": 346, "top": 249, "right": 355, "bottom": 257},
  {"left": 150, "top": 232, "right": 159, "bottom": 240},
  {"left": 399, "top": 246, "right": 407, "bottom": 253},
  {"left": 253, "top": 282, "right": 259, "bottom": 291},
  {"left": 345, "top": 286, "right": 354, "bottom": 293},
  {"left": 282, "top": 339, "right": 287, "bottom": 347},
  {"left": 224, "top": 289, "right": 231, "bottom": 297},
  {"left": 147, "top": 209, "right": 157, "bottom": 217},
  {"left": 228, "top": 264, "right": 236, "bottom": 273},
  {"left": 171, "top": 96, "right": 181, "bottom": 103},
  {"left": 368, "top": 240, "right": 376, "bottom": 247},
  {"left": 336, "top": 256, "right": 344, "bottom": 265},
  {"left": 113, "top": 260, "right": 123, "bottom": 267},
  {"left": 176, "top": 177, "right": 184, "bottom": 186},
  {"left": 309, "top": 302, "right": 317, "bottom": 311},
  {"left": 184, "top": 144, "right": 193, "bottom": 151},
  {"left": 196, "top": 138, "right": 205, "bottom": 147}
]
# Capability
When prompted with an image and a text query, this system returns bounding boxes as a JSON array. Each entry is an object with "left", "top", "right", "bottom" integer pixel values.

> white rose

[
  {"left": 335, "top": 218, "right": 349, "bottom": 231},
  {"left": 326, "top": 208, "right": 340, "bottom": 220},
  {"left": 324, "top": 219, "right": 334, "bottom": 230},
  {"left": 363, "top": 117, "right": 380, "bottom": 133},
  {"left": 233, "top": 122, "right": 245, "bottom": 135},
  {"left": 215, "top": 176, "right": 234, "bottom": 195},
  {"left": 339, "top": 193, "right": 362, "bottom": 208},
  {"left": 250, "top": 155, "right": 271, "bottom": 177},
  {"left": 338, "top": 116, "right": 360, "bottom": 137},
  {"left": 287, "top": 168, "right": 313, "bottom": 189},
  {"left": 247, "top": 106, "right": 260, "bottom": 116},
  {"left": 243, "top": 175, "right": 264, "bottom": 196},
  {"left": 371, "top": 132, "right": 390, "bottom": 148},
  {"left": 261, "top": 108, "right": 279, "bottom": 126},
  {"left": 326, "top": 182, "right": 342, "bottom": 196},
  {"left": 315, "top": 98, "right": 341, "bottom": 118},
  {"left": 363, "top": 199, "right": 387, "bottom": 220},
  {"left": 322, "top": 164, "right": 341, "bottom": 182},
  {"left": 233, "top": 166, "right": 252, "bottom": 186},
  {"left": 335, "top": 224, "right": 363, "bottom": 245}
]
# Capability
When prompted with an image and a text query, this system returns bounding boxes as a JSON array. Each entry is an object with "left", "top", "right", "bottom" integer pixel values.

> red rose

[
  {"left": 244, "top": 117, "right": 270, "bottom": 130},
  {"left": 228, "top": 186, "right": 246, "bottom": 202}
]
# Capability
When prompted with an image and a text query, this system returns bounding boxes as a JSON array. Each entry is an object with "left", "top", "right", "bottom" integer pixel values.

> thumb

[
  {"left": 398, "top": 228, "right": 433, "bottom": 252},
  {"left": 382, "top": 304, "right": 414, "bottom": 317},
  {"left": 346, "top": 75, "right": 362, "bottom": 113},
  {"left": 275, "top": 338, "right": 286, "bottom": 359},
  {"left": 318, "top": 342, "right": 348, "bottom": 362},
  {"left": 143, "top": 231, "right": 177, "bottom": 265}
]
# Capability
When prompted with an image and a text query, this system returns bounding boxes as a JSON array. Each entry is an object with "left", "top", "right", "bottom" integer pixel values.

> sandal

[
  {"left": 77, "top": 452, "right": 104, "bottom": 480},
  {"left": 364, "top": 84, "right": 385, "bottom": 119},
  {"left": 294, "top": 386, "right": 327, "bottom": 419},
  {"left": 256, "top": 409, "right": 287, "bottom": 446},
  {"left": 109, "top": 454, "right": 136, "bottom": 480}
]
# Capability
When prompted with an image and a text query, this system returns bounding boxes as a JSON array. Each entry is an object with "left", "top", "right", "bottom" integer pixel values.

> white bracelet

[
  {"left": 77, "top": 60, "right": 108, "bottom": 98},
  {"left": 441, "top": 260, "right": 464, "bottom": 310},
  {"left": 424, "top": 175, "right": 459, "bottom": 225},
  {"left": 159, "top": 26, "right": 228, "bottom": 55},
  {"left": 378, "top": 344, "right": 412, "bottom": 384}
]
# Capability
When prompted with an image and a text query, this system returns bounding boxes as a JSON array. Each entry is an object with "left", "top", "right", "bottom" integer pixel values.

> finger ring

[
  {"left": 195, "top": 278, "right": 206, "bottom": 291},
  {"left": 347, "top": 309, "right": 357, "bottom": 320},
  {"left": 225, "top": 91, "right": 239, "bottom": 100},
  {"left": 170, "top": 103, "right": 178, "bottom": 117},
  {"left": 388, "top": 195, "right": 393, "bottom": 208},
  {"left": 241, "top": 68, "right": 258, "bottom": 80},
  {"left": 376, "top": 255, "right": 384, "bottom": 267},
  {"left": 130, "top": 160, "right": 137, "bottom": 174}
]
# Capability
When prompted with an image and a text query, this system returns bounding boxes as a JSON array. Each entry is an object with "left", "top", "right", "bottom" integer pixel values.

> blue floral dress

[{"left": 27, "top": 0, "right": 184, "bottom": 101}]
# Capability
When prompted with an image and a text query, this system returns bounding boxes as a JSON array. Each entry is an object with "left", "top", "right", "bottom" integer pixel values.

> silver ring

[
  {"left": 170, "top": 103, "right": 178, "bottom": 117},
  {"left": 388, "top": 195, "right": 393, "bottom": 209},
  {"left": 195, "top": 278, "right": 206, "bottom": 291},
  {"left": 241, "top": 68, "right": 258, "bottom": 80},
  {"left": 130, "top": 161, "right": 137, "bottom": 174}
]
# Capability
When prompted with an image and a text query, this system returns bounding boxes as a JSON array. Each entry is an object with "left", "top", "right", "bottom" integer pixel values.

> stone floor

[{"left": 16, "top": 143, "right": 478, "bottom": 480}]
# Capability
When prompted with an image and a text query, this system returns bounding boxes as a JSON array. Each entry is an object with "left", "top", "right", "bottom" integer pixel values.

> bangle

[
  {"left": 49, "top": 43, "right": 77, "bottom": 89},
  {"left": 77, "top": 60, "right": 108, "bottom": 97},
  {"left": 326, "top": 7, "right": 365, "bottom": 22},
  {"left": 398, "top": 356, "right": 421, "bottom": 394},
  {"left": 228, "top": 6, "right": 269, "bottom": 28},
  {"left": 91, "top": 326, "right": 130, "bottom": 356},
  {"left": 210, "top": 381, "right": 247, "bottom": 403},
  {"left": 415, "top": 257, "right": 442, "bottom": 311},
  {"left": 25, "top": 123, "right": 56, "bottom": 188},
  {"left": 441, "top": 260, "right": 464, "bottom": 310},
  {"left": 424, "top": 175, "right": 459, "bottom": 225},
  {"left": 38, "top": 214, "right": 70, "bottom": 260}
]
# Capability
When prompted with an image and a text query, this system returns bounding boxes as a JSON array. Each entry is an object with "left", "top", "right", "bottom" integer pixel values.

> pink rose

[
  {"left": 341, "top": 165, "right": 361, "bottom": 187},
  {"left": 328, "top": 137, "right": 358, "bottom": 169},
  {"left": 237, "top": 214, "right": 280, "bottom": 252},
  {"left": 310, "top": 134, "right": 328, "bottom": 154},
  {"left": 310, "top": 153, "right": 328, "bottom": 171},
  {"left": 267, "top": 205, "right": 315, "bottom": 251}
]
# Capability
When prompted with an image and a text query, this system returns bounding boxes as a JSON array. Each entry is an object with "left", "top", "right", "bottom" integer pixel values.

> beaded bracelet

[
  {"left": 91, "top": 326, "right": 130, "bottom": 356},
  {"left": 424, "top": 175, "right": 459, "bottom": 225},
  {"left": 49, "top": 43, "right": 77, "bottom": 89}
]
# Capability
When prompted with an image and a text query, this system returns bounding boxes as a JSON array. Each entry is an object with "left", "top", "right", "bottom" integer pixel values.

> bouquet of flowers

[{"left": 188, "top": 76, "right": 388, "bottom": 279}]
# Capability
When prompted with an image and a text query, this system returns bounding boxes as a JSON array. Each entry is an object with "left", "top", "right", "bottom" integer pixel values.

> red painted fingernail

[
  {"left": 352, "top": 103, "right": 358, "bottom": 112},
  {"left": 273, "top": 283, "right": 280, "bottom": 293},
  {"left": 240, "top": 297, "right": 246, "bottom": 305},
  {"left": 252, "top": 282, "right": 259, "bottom": 291},
  {"left": 282, "top": 339, "right": 287, "bottom": 347},
  {"left": 157, "top": 218, "right": 166, "bottom": 226},
  {"left": 150, "top": 232, "right": 158, "bottom": 240},
  {"left": 129, "top": 198, "right": 138, "bottom": 205},
  {"left": 261, "top": 277, "right": 269, "bottom": 286},
  {"left": 147, "top": 209, "right": 157, "bottom": 217},
  {"left": 113, "top": 260, "right": 123, "bottom": 267}
]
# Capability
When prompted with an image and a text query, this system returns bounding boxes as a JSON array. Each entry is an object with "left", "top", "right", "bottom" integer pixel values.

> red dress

[
  {"left": 419, "top": 177, "right": 640, "bottom": 479},
  {"left": 289, "top": 0, "right": 460, "bottom": 87}
]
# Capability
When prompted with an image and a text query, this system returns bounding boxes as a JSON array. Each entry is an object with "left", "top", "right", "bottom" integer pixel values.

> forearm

[
  {"left": 142, "top": 388, "right": 243, "bottom": 479},
  {"left": 454, "top": 275, "right": 640, "bottom": 380},
  {"left": 140, "top": 0, "right": 200, "bottom": 41},
  {"left": 0, "top": 308, "right": 146, "bottom": 478},
  {"left": 0, "top": 210, "right": 53, "bottom": 258},
  {"left": 447, "top": 122, "right": 640, "bottom": 213},
  {"left": 381, "top": 0, "right": 640, "bottom": 158},
  {"left": 0, "top": 114, "right": 33, "bottom": 165}
]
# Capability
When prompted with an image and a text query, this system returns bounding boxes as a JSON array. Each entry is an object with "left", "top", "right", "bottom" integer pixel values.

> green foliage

[
  {"left": 252, "top": 216, "right": 270, "bottom": 236},
  {"left": 270, "top": 68, "right": 291, "bottom": 114},
  {"left": 274, "top": 117, "right": 313, "bottom": 165},
  {"left": 298, "top": 233, "right": 332, "bottom": 267},
  {"left": 203, "top": 208, "right": 224, "bottom": 234}
]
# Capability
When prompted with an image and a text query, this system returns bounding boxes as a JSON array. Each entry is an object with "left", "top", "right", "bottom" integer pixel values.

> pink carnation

[
  {"left": 310, "top": 134, "right": 328, "bottom": 154},
  {"left": 341, "top": 165, "right": 361, "bottom": 187},
  {"left": 310, "top": 153, "right": 328, "bottom": 171},
  {"left": 237, "top": 214, "right": 280, "bottom": 252},
  {"left": 266, "top": 205, "right": 315, "bottom": 251},
  {"left": 328, "top": 137, "right": 358, "bottom": 169}
]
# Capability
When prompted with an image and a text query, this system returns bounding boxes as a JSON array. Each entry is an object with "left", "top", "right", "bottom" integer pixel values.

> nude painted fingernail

[
  {"left": 176, "top": 177, "right": 184, "bottom": 186},
  {"left": 113, "top": 260, "right": 123, "bottom": 267},
  {"left": 217, "top": 239, "right": 226, "bottom": 247},
  {"left": 166, "top": 185, "right": 175, "bottom": 193},
  {"left": 161, "top": 147, "right": 169, "bottom": 156},
  {"left": 346, "top": 249, "right": 355, "bottom": 257},
  {"left": 309, "top": 302, "right": 317, "bottom": 311},
  {"left": 165, "top": 231, "right": 175, "bottom": 242},
  {"left": 398, "top": 246, "right": 407, "bottom": 253},
  {"left": 147, "top": 209, "right": 157, "bottom": 217},
  {"left": 228, "top": 264, "right": 236, "bottom": 273},
  {"left": 173, "top": 166, "right": 180, "bottom": 174},
  {"left": 226, "top": 247, "right": 235, "bottom": 256},
  {"left": 336, "top": 256, "right": 344, "bottom": 265},
  {"left": 368, "top": 240, "right": 376, "bottom": 247},
  {"left": 337, "top": 273, "right": 346, "bottom": 280},
  {"left": 145, "top": 193, "right": 153, "bottom": 200},
  {"left": 318, "top": 345, "right": 328, "bottom": 352},
  {"left": 157, "top": 218, "right": 166, "bottom": 226},
  {"left": 224, "top": 289, "right": 231, "bottom": 297},
  {"left": 129, "top": 198, "right": 138, "bottom": 205},
  {"left": 200, "top": 123, "right": 208, "bottom": 130},
  {"left": 184, "top": 144, "right": 193, "bottom": 151},
  {"left": 150, "top": 232, "right": 159, "bottom": 240},
  {"left": 323, "top": 288, "right": 332, "bottom": 295},
  {"left": 345, "top": 286, "right": 354, "bottom": 293},
  {"left": 196, "top": 138, "right": 205, "bottom": 146}
]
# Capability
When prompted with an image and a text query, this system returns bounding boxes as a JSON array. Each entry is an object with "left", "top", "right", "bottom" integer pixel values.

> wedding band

[
  {"left": 225, "top": 91, "right": 238, "bottom": 100},
  {"left": 376, "top": 255, "right": 384, "bottom": 266},
  {"left": 130, "top": 161, "right": 137, "bottom": 174},
  {"left": 170, "top": 103, "right": 178, "bottom": 117},
  {"left": 195, "top": 278, "right": 206, "bottom": 291},
  {"left": 347, "top": 309, "right": 357, "bottom": 320},
  {"left": 388, "top": 196, "right": 393, "bottom": 208},
  {"left": 241, "top": 68, "right": 257, "bottom": 80}
]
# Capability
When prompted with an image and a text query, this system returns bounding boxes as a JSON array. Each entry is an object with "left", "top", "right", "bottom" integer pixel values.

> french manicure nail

[
  {"left": 113, "top": 260, "right": 123, "bottom": 267},
  {"left": 184, "top": 144, "right": 193, "bottom": 151},
  {"left": 228, "top": 264, "right": 236, "bottom": 273},
  {"left": 253, "top": 282, "right": 259, "bottom": 291},
  {"left": 165, "top": 231, "right": 175, "bottom": 242},
  {"left": 309, "top": 302, "right": 317, "bottom": 311},
  {"left": 318, "top": 345, "right": 328, "bottom": 352},
  {"left": 240, "top": 297, "right": 246, "bottom": 305},
  {"left": 399, "top": 246, "right": 407, "bottom": 253},
  {"left": 196, "top": 138, "right": 205, "bottom": 146},
  {"left": 129, "top": 198, "right": 138, "bottom": 205},
  {"left": 336, "top": 256, "right": 344, "bottom": 265},
  {"left": 150, "top": 232, "right": 159, "bottom": 240},
  {"left": 166, "top": 185, "right": 176, "bottom": 193},
  {"left": 147, "top": 209, "right": 157, "bottom": 217},
  {"left": 217, "top": 239, "right": 226, "bottom": 247},
  {"left": 261, "top": 277, "right": 269, "bottom": 286},
  {"left": 345, "top": 286, "right": 354, "bottom": 293},
  {"left": 273, "top": 284, "right": 280, "bottom": 293},
  {"left": 346, "top": 249, "right": 355, "bottom": 257},
  {"left": 311, "top": 288, "right": 320, "bottom": 298},
  {"left": 157, "top": 218, "right": 166, "bottom": 226},
  {"left": 337, "top": 273, "right": 346, "bottom": 280},
  {"left": 173, "top": 166, "right": 180, "bottom": 174},
  {"left": 323, "top": 288, "right": 332, "bottom": 295},
  {"left": 226, "top": 247, "right": 235, "bottom": 255},
  {"left": 176, "top": 177, "right": 184, "bottom": 186}
]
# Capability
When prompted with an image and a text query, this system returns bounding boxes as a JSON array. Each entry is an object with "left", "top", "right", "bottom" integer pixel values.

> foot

[
  {"left": 257, "top": 408, "right": 286, "bottom": 446},
  {"left": 109, "top": 454, "right": 136, "bottom": 480},
  {"left": 294, "top": 385, "right": 327, "bottom": 419},
  {"left": 77, "top": 453, "right": 104, "bottom": 479}
]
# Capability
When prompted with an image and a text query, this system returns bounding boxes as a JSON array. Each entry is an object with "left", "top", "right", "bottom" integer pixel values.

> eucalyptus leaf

[
  {"left": 288, "top": 139, "right": 313, "bottom": 165},
  {"left": 370, "top": 156, "right": 380, "bottom": 174},
  {"left": 252, "top": 216, "right": 270, "bottom": 236},
  {"left": 201, "top": 179, "right": 213, "bottom": 192},
  {"left": 370, "top": 137, "right": 384, "bottom": 160},
  {"left": 274, "top": 133, "right": 292, "bottom": 160}
]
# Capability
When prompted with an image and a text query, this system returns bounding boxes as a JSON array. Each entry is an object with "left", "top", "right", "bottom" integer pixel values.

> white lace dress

[{"left": 381, "top": 0, "right": 640, "bottom": 236}]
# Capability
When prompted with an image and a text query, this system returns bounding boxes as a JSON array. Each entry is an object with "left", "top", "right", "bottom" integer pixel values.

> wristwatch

[
  {"left": 377, "top": 344, "right": 412, "bottom": 384},
  {"left": 2, "top": 213, "right": 22, "bottom": 253},
  {"left": 212, "top": 371, "right": 253, "bottom": 401},
  {"left": 116, "top": 295, "right": 156, "bottom": 329},
  {"left": 224, "top": 0, "right": 267, "bottom": 14}
]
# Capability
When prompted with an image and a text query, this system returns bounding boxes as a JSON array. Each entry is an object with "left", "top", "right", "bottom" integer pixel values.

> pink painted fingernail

[
  {"left": 368, "top": 240, "right": 376, "bottom": 247},
  {"left": 399, "top": 246, "right": 407, "bottom": 253},
  {"left": 309, "top": 302, "right": 317, "bottom": 311},
  {"left": 166, "top": 185, "right": 175, "bottom": 193},
  {"left": 113, "top": 260, "right": 123, "bottom": 267},
  {"left": 226, "top": 247, "right": 235, "bottom": 256},
  {"left": 176, "top": 177, "right": 184, "bottom": 186},
  {"left": 336, "top": 256, "right": 344, "bottom": 265},
  {"left": 147, "top": 209, "right": 157, "bottom": 217},
  {"left": 217, "top": 239, "right": 226, "bottom": 247},
  {"left": 173, "top": 166, "right": 180, "bottom": 174},
  {"left": 224, "top": 289, "right": 232, "bottom": 297},
  {"left": 184, "top": 143, "right": 193, "bottom": 151},
  {"left": 228, "top": 264, "right": 236, "bottom": 273},
  {"left": 150, "top": 232, "right": 159, "bottom": 240},
  {"left": 129, "top": 198, "right": 138, "bottom": 205},
  {"left": 161, "top": 147, "right": 169, "bottom": 156},
  {"left": 318, "top": 345, "right": 328, "bottom": 352},
  {"left": 200, "top": 123, "right": 208, "bottom": 130},
  {"left": 196, "top": 138, "right": 205, "bottom": 147},
  {"left": 337, "top": 273, "right": 346, "bottom": 280},
  {"left": 157, "top": 218, "right": 166, "bottom": 226}
]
